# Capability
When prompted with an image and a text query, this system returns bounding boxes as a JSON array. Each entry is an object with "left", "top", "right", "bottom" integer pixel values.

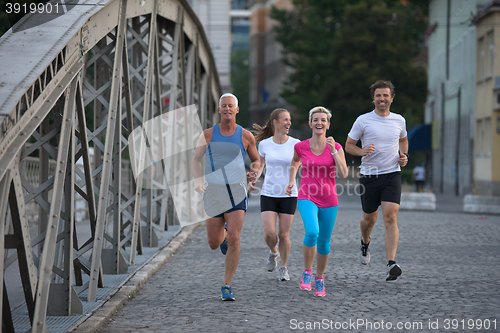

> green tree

[
  {"left": 231, "top": 48, "right": 250, "bottom": 128},
  {"left": 0, "top": 0, "right": 37, "bottom": 35},
  {"left": 270, "top": 0, "right": 428, "bottom": 138}
]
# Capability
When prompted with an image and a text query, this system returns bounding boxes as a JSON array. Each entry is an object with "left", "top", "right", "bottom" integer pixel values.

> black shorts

[
  {"left": 203, "top": 183, "right": 248, "bottom": 218},
  {"left": 359, "top": 171, "right": 401, "bottom": 214},
  {"left": 260, "top": 195, "right": 297, "bottom": 215}
]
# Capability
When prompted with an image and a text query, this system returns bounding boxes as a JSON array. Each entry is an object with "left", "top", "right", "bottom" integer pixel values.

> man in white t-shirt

[
  {"left": 412, "top": 164, "right": 425, "bottom": 192},
  {"left": 345, "top": 80, "right": 409, "bottom": 281}
]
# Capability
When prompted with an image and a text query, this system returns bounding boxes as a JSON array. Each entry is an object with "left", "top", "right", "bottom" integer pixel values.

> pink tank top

[{"left": 294, "top": 139, "right": 342, "bottom": 207}]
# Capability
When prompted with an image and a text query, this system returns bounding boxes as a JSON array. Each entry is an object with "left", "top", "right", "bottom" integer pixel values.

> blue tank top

[{"left": 205, "top": 124, "right": 246, "bottom": 185}]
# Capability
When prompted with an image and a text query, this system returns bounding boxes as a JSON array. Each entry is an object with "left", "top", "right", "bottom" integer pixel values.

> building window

[
  {"left": 477, "top": 119, "right": 484, "bottom": 156},
  {"left": 478, "top": 37, "right": 485, "bottom": 81},
  {"left": 231, "top": 0, "right": 248, "bottom": 10},
  {"left": 488, "top": 31, "right": 494, "bottom": 78},
  {"left": 485, "top": 117, "right": 492, "bottom": 156},
  {"left": 231, "top": 17, "right": 250, "bottom": 50}
]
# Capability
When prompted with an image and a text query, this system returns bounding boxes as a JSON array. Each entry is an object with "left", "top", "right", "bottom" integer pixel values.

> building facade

[
  {"left": 248, "top": 0, "right": 294, "bottom": 126},
  {"left": 188, "top": 0, "right": 232, "bottom": 92},
  {"left": 473, "top": 1, "right": 500, "bottom": 196},
  {"left": 426, "top": 0, "right": 478, "bottom": 195},
  {"left": 231, "top": 0, "right": 250, "bottom": 51}
]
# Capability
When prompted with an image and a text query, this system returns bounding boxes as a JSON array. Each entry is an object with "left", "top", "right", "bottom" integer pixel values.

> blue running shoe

[
  {"left": 220, "top": 223, "right": 228, "bottom": 255},
  {"left": 220, "top": 284, "right": 235, "bottom": 301},
  {"left": 220, "top": 239, "right": 228, "bottom": 255}
]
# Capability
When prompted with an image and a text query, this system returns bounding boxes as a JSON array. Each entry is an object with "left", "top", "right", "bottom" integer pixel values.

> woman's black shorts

[{"left": 260, "top": 195, "right": 297, "bottom": 215}]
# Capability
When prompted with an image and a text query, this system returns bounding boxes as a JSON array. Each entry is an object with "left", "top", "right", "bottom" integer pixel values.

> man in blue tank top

[{"left": 193, "top": 93, "right": 260, "bottom": 301}]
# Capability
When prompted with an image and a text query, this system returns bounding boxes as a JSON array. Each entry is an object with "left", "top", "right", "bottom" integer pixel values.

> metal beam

[
  {"left": 129, "top": 1, "right": 159, "bottom": 264},
  {"left": 31, "top": 77, "right": 77, "bottom": 332},
  {"left": 88, "top": 0, "right": 128, "bottom": 302},
  {"left": 0, "top": 169, "right": 12, "bottom": 330},
  {"left": 0, "top": 0, "right": 223, "bottom": 329}
]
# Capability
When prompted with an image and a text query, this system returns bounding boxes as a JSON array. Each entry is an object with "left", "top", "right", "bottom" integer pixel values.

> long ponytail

[{"left": 252, "top": 121, "right": 274, "bottom": 142}]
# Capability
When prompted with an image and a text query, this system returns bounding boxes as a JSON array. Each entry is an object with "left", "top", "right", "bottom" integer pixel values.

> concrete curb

[
  {"left": 71, "top": 223, "right": 201, "bottom": 332},
  {"left": 463, "top": 194, "right": 500, "bottom": 214},
  {"left": 400, "top": 192, "right": 436, "bottom": 211}
]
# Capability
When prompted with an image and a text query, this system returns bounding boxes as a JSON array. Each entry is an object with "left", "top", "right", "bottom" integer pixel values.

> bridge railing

[
  {"left": 20, "top": 155, "right": 134, "bottom": 223},
  {"left": 0, "top": 0, "right": 221, "bottom": 331}
]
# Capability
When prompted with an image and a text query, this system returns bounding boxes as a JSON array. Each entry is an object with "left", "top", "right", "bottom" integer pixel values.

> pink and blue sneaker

[
  {"left": 314, "top": 277, "right": 326, "bottom": 297},
  {"left": 300, "top": 271, "right": 312, "bottom": 291}
]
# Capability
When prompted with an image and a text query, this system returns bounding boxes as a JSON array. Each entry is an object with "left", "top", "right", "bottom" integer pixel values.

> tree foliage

[
  {"left": 270, "top": 0, "right": 428, "bottom": 138},
  {"left": 231, "top": 48, "right": 250, "bottom": 128},
  {"left": 0, "top": 0, "right": 37, "bottom": 36}
]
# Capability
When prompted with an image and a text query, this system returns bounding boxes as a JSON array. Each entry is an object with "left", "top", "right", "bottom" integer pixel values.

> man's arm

[
  {"left": 248, "top": 155, "right": 265, "bottom": 191},
  {"left": 345, "top": 137, "right": 375, "bottom": 156},
  {"left": 192, "top": 131, "right": 208, "bottom": 192},
  {"left": 398, "top": 136, "right": 409, "bottom": 167},
  {"left": 243, "top": 129, "right": 260, "bottom": 184}
]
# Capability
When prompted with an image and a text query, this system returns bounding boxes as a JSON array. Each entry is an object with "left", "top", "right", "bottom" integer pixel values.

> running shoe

[
  {"left": 219, "top": 239, "right": 228, "bottom": 255},
  {"left": 300, "top": 271, "right": 312, "bottom": 291},
  {"left": 314, "top": 278, "right": 326, "bottom": 297},
  {"left": 220, "top": 224, "right": 228, "bottom": 255},
  {"left": 358, "top": 238, "right": 370, "bottom": 265},
  {"left": 266, "top": 251, "right": 280, "bottom": 272},
  {"left": 279, "top": 266, "right": 290, "bottom": 281},
  {"left": 220, "top": 284, "right": 235, "bottom": 301},
  {"left": 386, "top": 263, "right": 402, "bottom": 281}
]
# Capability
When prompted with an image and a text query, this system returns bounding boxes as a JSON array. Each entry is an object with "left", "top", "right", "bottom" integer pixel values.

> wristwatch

[{"left": 402, "top": 152, "right": 409, "bottom": 159}]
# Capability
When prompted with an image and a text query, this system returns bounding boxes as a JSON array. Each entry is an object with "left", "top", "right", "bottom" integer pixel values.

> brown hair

[
  {"left": 369, "top": 80, "right": 395, "bottom": 99},
  {"left": 252, "top": 108, "right": 290, "bottom": 142}
]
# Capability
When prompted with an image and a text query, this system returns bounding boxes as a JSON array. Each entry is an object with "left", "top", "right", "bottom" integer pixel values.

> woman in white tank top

[{"left": 251, "top": 109, "right": 300, "bottom": 282}]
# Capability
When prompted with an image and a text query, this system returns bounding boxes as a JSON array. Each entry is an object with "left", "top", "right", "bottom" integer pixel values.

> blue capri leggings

[{"left": 297, "top": 200, "right": 338, "bottom": 256}]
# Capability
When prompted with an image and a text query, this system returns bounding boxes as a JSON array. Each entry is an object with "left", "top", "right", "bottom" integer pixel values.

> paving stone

[{"left": 94, "top": 193, "right": 500, "bottom": 333}]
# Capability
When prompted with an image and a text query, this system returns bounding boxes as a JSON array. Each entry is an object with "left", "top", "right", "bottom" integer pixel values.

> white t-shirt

[
  {"left": 347, "top": 110, "right": 407, "bottom": 176},
  {"left": 413, "top": 165, "right": 425, "bottom": 181},
  {"left": 258, "top": 136, "right": 300, "bottom": 197}
]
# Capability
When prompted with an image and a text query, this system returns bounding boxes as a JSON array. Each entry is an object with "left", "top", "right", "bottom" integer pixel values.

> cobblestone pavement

[{"left": 97, "top": 192, "right": 500, "bottom": 333}]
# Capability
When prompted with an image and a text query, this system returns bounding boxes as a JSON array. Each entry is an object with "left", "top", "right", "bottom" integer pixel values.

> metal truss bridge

[{"left": 0, "top": 0, "right": 221, "bottom": 331}]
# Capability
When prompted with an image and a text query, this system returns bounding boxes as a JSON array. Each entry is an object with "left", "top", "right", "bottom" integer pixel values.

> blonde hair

[
  {"left": 252, "top": 108, "right": 290, "bottom": 142},
  {"left": 308, "top": 106, "right": 332, "bottom": 124}
]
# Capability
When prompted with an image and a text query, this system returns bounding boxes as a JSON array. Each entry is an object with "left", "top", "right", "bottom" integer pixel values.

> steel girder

[{"left": 0, "top": 0, "right": 221, "bottom": 331}]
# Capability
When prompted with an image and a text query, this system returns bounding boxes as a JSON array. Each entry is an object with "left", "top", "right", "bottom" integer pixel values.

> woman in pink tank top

[{"left": 286, "top": 107, "right": 348, "bottom": 297}]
